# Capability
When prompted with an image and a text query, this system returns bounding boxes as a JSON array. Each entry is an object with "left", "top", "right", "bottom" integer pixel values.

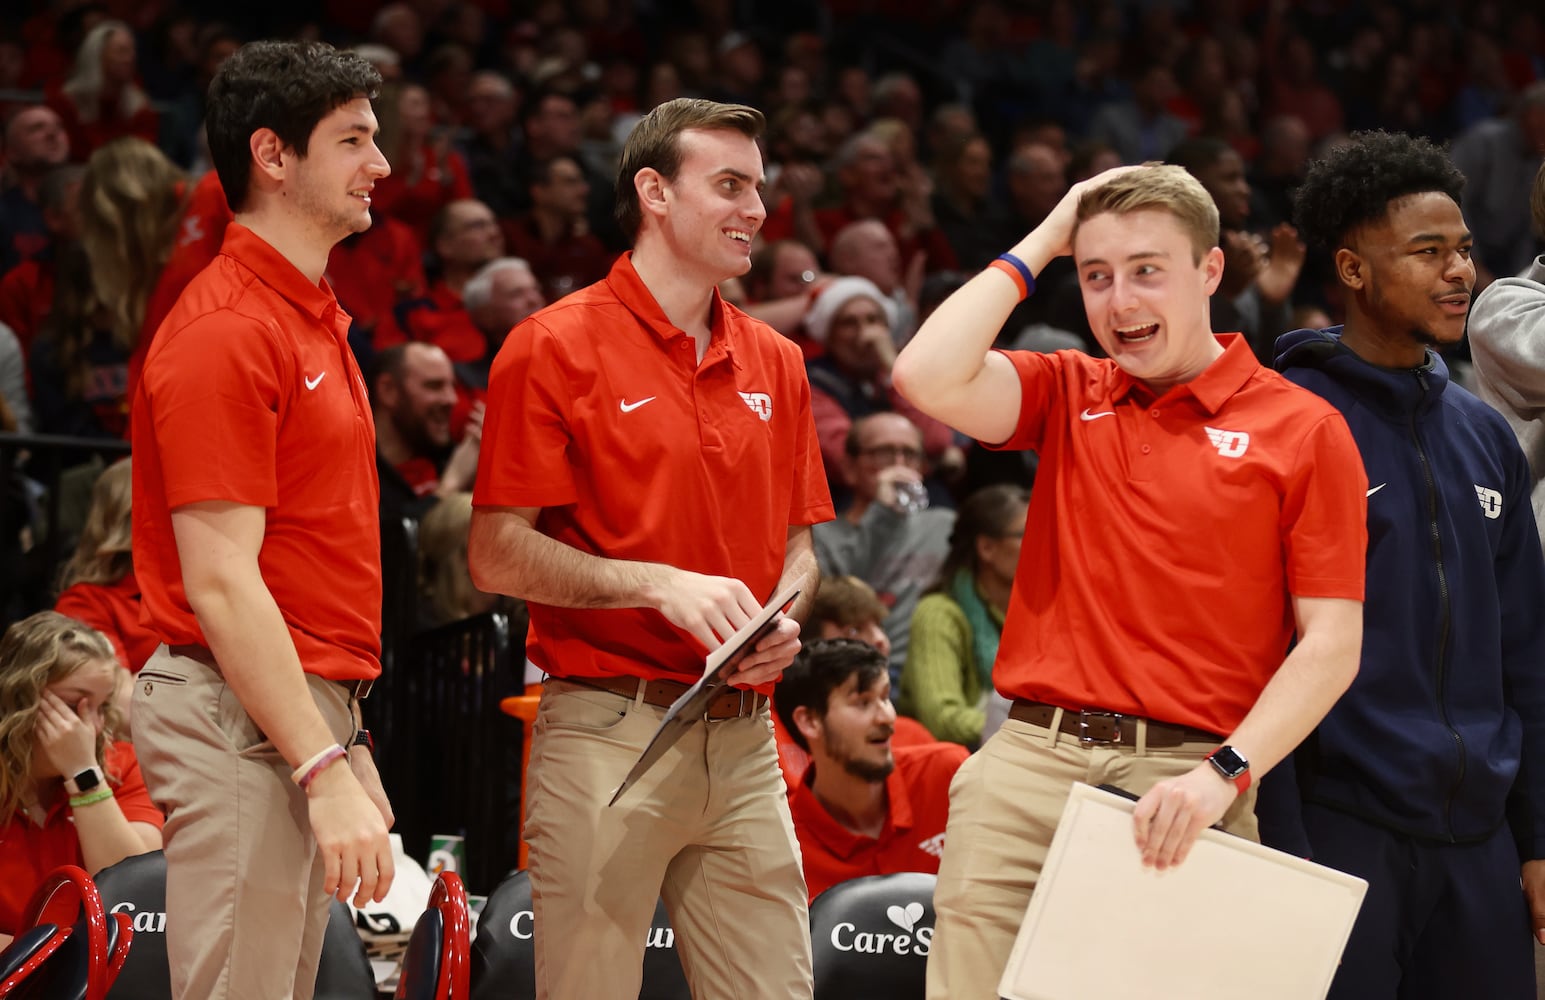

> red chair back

[
  {"left": 6, "top": 864, "right": 123, "bottom": 1000},
  {"left": 394, "top": 870, "right": 470, "bottom": 1000}
]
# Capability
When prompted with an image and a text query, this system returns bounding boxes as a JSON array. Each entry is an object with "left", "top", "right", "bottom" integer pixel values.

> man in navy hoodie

[{"left": 1270, "top": 130, "right": 1545, "bottom": 999}]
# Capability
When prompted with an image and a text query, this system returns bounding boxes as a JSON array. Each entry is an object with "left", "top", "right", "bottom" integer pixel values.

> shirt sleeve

[
  {"left": 902, "top": 595, "right": 985, "bottom": 746},
  {"left": 1282, "top": 411, "right": 1368, "bottom": 600},
  {"left": 473, "top": 318, "right": 579, "bottom": 509},
  {"left": 985, "top": 348, "right": 1061, "bottom": 453},
  {"left": 786, "top": 359, "right": 836, "bottom": 526},
  {"left": 143, "top": 310, "right": 286, "bottom": 510}
]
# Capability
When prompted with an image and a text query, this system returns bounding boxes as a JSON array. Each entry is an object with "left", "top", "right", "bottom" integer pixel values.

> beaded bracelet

[
  {"left": 988, "top": 252, "right": 1037, "bottom": 301},
  {"left": 292, "top": 744, "right": 348, "bottom": 790},
  {"left": 69, "top": 786, "right": 114, "bottom": 809}
]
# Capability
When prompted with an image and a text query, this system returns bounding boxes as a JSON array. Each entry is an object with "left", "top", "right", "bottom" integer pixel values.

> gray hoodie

[{"left": 1468, "top": 255, "right": 1545, "bottom": 553}]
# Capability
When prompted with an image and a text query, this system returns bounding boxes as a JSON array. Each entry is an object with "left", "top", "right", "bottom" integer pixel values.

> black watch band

[{"left": 351, "top": 728, "right": 374, "bottom": 754}]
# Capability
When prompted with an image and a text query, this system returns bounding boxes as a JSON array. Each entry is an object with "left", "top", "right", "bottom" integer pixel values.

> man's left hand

[
  {"left": 1131, "top": 763, "right": 1238, "bottom": 870},
  {"left": 723, "top": 615, "right": 801, "bottom": 688},
  {"left": 1521, "top": 859, "right": 1545, "bottom": 944},
  {"left": 349, "top": 744, "right": 396, "bottom": 831}
]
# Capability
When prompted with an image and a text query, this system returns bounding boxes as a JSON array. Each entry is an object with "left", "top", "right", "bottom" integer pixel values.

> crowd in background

[{"left": 2, "top": 0, "right": 1545, "bottom": 956}]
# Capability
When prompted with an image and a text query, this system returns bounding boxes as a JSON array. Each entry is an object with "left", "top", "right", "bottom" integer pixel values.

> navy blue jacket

[{"left": 1268, "top": 327, "right": 1545, "bottom": 859}]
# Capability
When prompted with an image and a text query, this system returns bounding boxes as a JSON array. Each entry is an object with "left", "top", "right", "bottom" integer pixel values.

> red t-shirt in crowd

[
  {"left": 55, "top": 569, "right": 158, "bottom": 673},
  {"left": 473, "top": 253, "right": 834, "bottom": 691},
  {"left": 789, "top": 742, "right": 967, "bottom": 902},
  {"left": 0, "top": 258, "right": 53, "bottom": 359},
  {"left": 372, "top": 142, "right": 474, "bottom": 242},
  {"left": 989, "top": 335, "right": 1367, "bottom": 738},
  {"left": 132, "top": 224, "right": 382, "bottom": 682},
  {"left": 0, "top": 742, "right": 163, "bottom": 935},
  {"left": 326, "top": 214, "right": 427, "bottom": 352}
]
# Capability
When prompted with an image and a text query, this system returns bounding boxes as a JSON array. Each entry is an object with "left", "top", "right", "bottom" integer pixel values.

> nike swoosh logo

[
  {"left": 1079, "top": 408, "right": 1115, "bottom": 421},
  {"left": 620, "top": 396, "right": 656, "bottom": 413},
  {"left": 305, "top": 372, "right": 325, "bottom": 390},
  {"left": 1367, "top": 484, "right": 1385, "bottom": 497}
]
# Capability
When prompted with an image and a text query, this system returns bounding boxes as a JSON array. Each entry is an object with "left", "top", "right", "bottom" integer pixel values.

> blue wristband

[{"left": 994, "top": 253, "right": 1036, "bottom": 297}]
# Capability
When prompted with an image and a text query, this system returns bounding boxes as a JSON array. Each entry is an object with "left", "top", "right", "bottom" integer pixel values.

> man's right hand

[
  {"left": 306, "top": 760, "right": 395, "bottom": 907},
  {"left": 651, "top": 569, "right": 762, "bottom": 650},
  {"left": 1012, "top": 165, "right": 1150, "bottom": 271},
  {"left": 875, "top": 464, "right": 926, "bottom": 512}
]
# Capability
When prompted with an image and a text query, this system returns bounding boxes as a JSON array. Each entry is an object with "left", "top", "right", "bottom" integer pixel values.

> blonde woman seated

[
  {"left": 418, "top": 493, "right": 526, "bottom": 632},
  {"left": 0, "top": 612, "right": 163, "bottom": 947},
  {"left": 900, "top": 484, "right": 1029, "bottom": 747}
]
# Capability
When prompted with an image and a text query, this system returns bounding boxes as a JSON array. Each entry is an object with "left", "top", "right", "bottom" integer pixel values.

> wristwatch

[
  {"left": 1206, "top": 746, "right": 1251, "bottom": 795},
  {"left": 64, "top": 764, "right": 106, "bottom": 797}
]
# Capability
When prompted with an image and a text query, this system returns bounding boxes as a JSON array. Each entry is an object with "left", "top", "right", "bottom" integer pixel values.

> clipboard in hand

[{"left": 607, "top": 584, "right": 800, "bottom": 807}]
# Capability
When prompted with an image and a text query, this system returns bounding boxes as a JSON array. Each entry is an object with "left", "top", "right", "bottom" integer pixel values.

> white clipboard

[{"left": 999, "top": 783, "right": 1368, "bottom": 1000}]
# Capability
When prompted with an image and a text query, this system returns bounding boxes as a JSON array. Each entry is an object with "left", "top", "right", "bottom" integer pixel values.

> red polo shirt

[
  {"left": 790, "top": 743, "right": 967, "bottom": 902},
  {"left": 0, "top": 742, "right": 163, "bottom": 935},
  {"left": 132, "top": 224, "right": 382, "bottom": 682},
  {"left": 55, "top": 569, "right": 158, "bottom": 673},
  {"left": 473, "top": 253, "right": 834, "bottom": 687},
  {"left": 990, "top": 335, "right": 1367, "bottom": 738}
]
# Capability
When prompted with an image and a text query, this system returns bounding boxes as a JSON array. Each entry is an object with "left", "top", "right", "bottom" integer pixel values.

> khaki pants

[
  {"left": 925, "top": 711, "right": 1259, "bottom": 1000},
  {"left": 132, "top": 646, "right": 356, "bottom": 1000},
  {"left": 525, "top": 679, "right": 813, "bottom": 1000}
]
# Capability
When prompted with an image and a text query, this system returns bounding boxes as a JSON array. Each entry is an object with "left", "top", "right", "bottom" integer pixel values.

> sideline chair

[
  {"left": 808, "top": 872, "right": 937, "bottom": 1000},
  {"left": 395, "top": 871, "right": 470, "bottom": 1000}
]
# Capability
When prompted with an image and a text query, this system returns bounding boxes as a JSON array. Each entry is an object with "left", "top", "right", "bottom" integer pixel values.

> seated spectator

[
  {"left": 0, "top": 164, "right": 82, "bottom": 358},
  {"left": 1451, "top": 81, "right": 1545, "bottom": 285},
  {"left": 53, "top": 459, "right": 155, "bottom": 719},
  {"left": 931, "top": 131, "right": 1006, "bottom": 270},
  {"left": 816, "top": 130, "right": 957, "bottom": 279},
  {"left": 1168, "top": 137, "right": 1305, "bottom": 361},
  {"left": 828, "top": 219, "right": 917, "bottom": 341},
  {"left": 741, "top": 238, "right": 824, "bottom": 344},
  {"left": 0, "top": 105, "right": 70, "bottom": 276},
  {"left": 804, "top": 277, "right": 961, "bottom": 480},
  {"left": 327, "top": 210, "right": 427, "bottom": 358},
  {"left": 901, "top": 484, "right": 1029, "bottom": 748},
  {"left": 0, "top": 611, "right": 163, "bottom": 947},
  {"left": 772, "top": 574, "right": 940, "bottom": 789},
  {"left": 417, "top": 491, "right": 526, "bottom": 633},
  {"left": 46, "top": 21, "right": 157, "bottom": 158},
  {"left": 462, "top": 257, "right": 545, "bottom": 387},
  {"left": 373, "top": 81, "right": 474, "bottom": 243},
  {"left": 501, "top": 155, "right": 616, "bottom": 302},
  {"left": 370, "top": 342, "right": 480, "bottom": 522},
  {"left": 29, "top": 241, "right": 125, "bottom": 438},
  {"left": 1088, "top": 60, "right": 1190, "bottom": 165},
  {"left": 813, "top": 412, "right": 954, "bottom": 685},
  {"left": 399, "top": 198, "right": 504, "bottom": 363},
  {"left": 459, "top": 70, "right": 524, "bottom": 220},
  {"left": 774, "top": 638, "right": 968, "bottom": 902}
]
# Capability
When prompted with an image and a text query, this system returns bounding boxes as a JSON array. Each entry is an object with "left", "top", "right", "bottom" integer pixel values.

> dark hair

[
  {"left": 929, "top": 483, "right": 1030, "bottom": 591},
  {"left": 1293, "top": 130, "right": 1465, "bottom": 254},
  {"left": 528, "top": 155, "right": 579, "bottom": 189},
  {"left": 773, "top": 639, "right": 888, "bottom": 753},
  {"left": 614, "top": 97, "right": 764, "bottom": 241},
  {"left": 205, "top": 40, "right": 382, "bottom": 213},
  {"left": 808, "top": 576, "right": 889, "bottom": 634},
  {"left": 366, "top": 343, "right": 409, "bottom": 400}
]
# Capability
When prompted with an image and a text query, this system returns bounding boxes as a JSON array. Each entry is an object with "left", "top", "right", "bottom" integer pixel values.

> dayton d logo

[
  {"left": 1475, "top": 485, "right": 1502, "bottom": 519},
  {"left": 739, "top": 391, "right": 773, "bottom": 421},
  {"left": 1204, "top": 426, "right": 1250, "bottom": 458}
]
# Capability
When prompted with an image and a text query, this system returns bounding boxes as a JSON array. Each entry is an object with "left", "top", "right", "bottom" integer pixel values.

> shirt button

[
  {"left": 1141, "top": 444, "right": 1152, "bottom": 454},
  {"left": 1150, "top": 409, "right": 1161, "bottom": 418}
]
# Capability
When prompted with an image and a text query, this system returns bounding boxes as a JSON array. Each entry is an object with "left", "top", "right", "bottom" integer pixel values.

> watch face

[
  {"left": 72, "top": 767, "right": 102, "bottom": 792},
  {"left": 1210, "top": 746, "right": 1248, "bottom": 778}
]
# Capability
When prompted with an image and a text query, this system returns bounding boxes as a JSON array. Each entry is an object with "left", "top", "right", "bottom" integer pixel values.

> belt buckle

[
  {"left": 704, "top": 687, "right": 750, "bottom": 722},
  {"left": 351, "top": 678, "right": 374, "bottom": 701},
  {"left": 1077, "top": 710, "right": 1122, "bottom": 745}
]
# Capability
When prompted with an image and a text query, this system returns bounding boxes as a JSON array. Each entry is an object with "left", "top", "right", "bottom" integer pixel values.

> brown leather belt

[
  {"left": 169, "top": 644, "right": 374, "bottom": 701},
  {"left": 1008, "top": 700, "right": 1220, "bottom": 749},
  {"left": 559, "top": 674, "right": 764, "bottom": 721}
]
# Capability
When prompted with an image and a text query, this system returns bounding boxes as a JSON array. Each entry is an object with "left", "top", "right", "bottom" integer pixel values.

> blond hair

[
  {"left": 62, "top": 21, "right": 150, "bottom": 124},
  {"left": 1074, "top": 164, "right": 1219, "bottom": 264},
  {"left": 0, "top": 612, "right": 121, "bottom": 823},
  {"left": 80, "top": 138, "right": 187, "bottom": 350},
  {"left": 59, "top": 458, "right": 133, "bottom": 590},
  {"left": 614, "top": 98, "right": 764, "bottom": 240},
  {"left": 418, "top": 493, "right": 494, "bottom": 625}
]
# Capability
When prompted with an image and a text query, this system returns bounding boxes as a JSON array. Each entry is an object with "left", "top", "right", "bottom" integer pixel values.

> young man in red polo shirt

[
  {"left": 775, "top": 638, "right": 966, "bottom": 902},
  {"left": 130, "top": 41, "right": 395, "bottom": 1000},
  {"left": 469, "top": 98, "right": 833, "bottom": 999},
  {"left": 891, "top": 165, "right": 1369, "bottom": 999}
]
